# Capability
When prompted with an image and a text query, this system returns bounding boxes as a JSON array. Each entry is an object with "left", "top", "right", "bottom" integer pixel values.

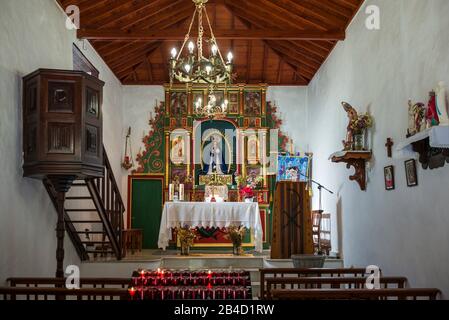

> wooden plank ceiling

[{"left": 57, "top": 0, "right": 364, "bottom": 85}]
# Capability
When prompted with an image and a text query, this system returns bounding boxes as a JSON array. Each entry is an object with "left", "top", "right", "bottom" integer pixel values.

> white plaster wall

[
  {"left": 0, "top": 0, "right": 80, "bottom": 283},
  {"left": 267, "top": 86, "right": 309, "bottom": 154},
  {"left": 307, "top": 0, "right": 449, "bottom": 296},
  {"left": 120, "top": 85, "right": 165, "bottom": 219}
]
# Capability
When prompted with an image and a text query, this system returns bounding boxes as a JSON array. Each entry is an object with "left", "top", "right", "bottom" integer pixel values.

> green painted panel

[{"left": 131, "top": 179, "right": 163, "bottom": 249}]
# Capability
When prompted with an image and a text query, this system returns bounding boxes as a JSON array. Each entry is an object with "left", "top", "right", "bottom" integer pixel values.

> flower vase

[
  {"left": 244, "top": 197, "right": 253, "bottom": 203},
  {"left": 353, "top": 131, "right": 366, "bottom": 150},
  {"left": 232, "top": 243, "right": 242, "bottom": 256},
  {"left": 180, "top": 244, "right": 190, "bottom": 256}
]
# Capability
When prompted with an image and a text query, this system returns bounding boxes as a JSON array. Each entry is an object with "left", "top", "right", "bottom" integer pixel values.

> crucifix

[{"left": 385, "top": 138, "right": 394, "bottom": 158}]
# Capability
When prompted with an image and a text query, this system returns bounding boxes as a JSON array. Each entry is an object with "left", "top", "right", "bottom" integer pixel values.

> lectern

[{"left": 271, "top": 181, "right": 313, "bottom": 259}]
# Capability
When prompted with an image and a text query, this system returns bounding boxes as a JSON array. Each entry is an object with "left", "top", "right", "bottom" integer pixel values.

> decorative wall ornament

[
  {"left": 384, "top": 165, "right": 395, "bottom": 190},
  {"left": 133, "top": 101, "right": 165, "bottom": 174},
  {"left": 385, "top": 138, "right": 394, "bottom": 158},
  {"left": 121, "top": 127, "right": 134, "bottom": 170},
  {"left": 405, "top": 159, "right": 418, "bottom": 187}
]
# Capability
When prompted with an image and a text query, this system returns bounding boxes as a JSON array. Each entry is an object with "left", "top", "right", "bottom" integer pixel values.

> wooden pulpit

[{"left": 271, "top": 181, "right": 313, "bottom": 259}]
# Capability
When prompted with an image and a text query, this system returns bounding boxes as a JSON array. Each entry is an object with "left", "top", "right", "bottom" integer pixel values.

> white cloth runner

[
  {"left": 158, "top": 202, "right": 263, "bottom": 253},
  {"left": 395, "top": 126, "right": 449, "bottom": 159}
]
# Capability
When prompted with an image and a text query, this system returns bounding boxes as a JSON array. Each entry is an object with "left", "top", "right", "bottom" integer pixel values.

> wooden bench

[
  {"left": 7, "top": 277, "right": 131, "bottom": 289},
  {"left": 264, "top": 276, "right": 407, "bottom": 299},
  {"left": 0, "top": 287, "right": 129, "bottom": 300},
  {"left": 269, "top": 288, "right": 441, "bottom": 300},
  {"left": 260, "top": 268, "right": 374, "bottom": 299}
]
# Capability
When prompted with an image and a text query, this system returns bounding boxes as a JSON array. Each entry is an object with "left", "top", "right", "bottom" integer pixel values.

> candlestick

[
  {"left": 179, "top": 184, "right": 184, "bottom": 201},
  {"left": 169, "top": 184, "right": 174, "bottom": 201}
]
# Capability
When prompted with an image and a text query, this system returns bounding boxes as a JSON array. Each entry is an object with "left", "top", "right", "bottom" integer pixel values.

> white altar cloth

[{"left": 157, "top": 202, "right": 263, "bottom": 252}]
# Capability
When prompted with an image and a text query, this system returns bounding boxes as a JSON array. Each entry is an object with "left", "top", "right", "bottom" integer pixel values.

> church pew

[
  {"left": 0, "top": 287, "right": 129, "bottom": 300},
  {"left": 259, "top": 268, "right": 374, "bottom": 299},
  {"left": 268, "top": 288, "right": 441, "bottom": 300},
  {"left": 264, "top": 277, "right": 407, "bottom": 299},
  {"left": 7, "top": 277, "right": 131, "bottom": 288}
]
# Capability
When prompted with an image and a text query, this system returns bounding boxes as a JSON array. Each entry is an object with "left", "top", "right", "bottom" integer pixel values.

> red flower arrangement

[{"left": 239, "top": 186, "right": 255, "bottom": 199}]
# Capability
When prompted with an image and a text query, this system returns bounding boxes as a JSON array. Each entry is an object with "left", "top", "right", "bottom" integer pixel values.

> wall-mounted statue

[
  {"left": 407, "top": 100, "right": 426, "bottom": 137},
  {"left": 341, "top": 102, "right": 358, "bottom": 150},
  {"left": 435, "top": 81, "right": 449, "bottom": 125}
]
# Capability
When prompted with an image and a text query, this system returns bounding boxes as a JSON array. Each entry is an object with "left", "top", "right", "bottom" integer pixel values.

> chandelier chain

[
  {"left": 197, "top": 7, "right": 204, "bottom": 60},
  {"left": 203, "top": 6, "right": 226, "bottom": 66},
  {"left": 177, "top": 7, "right": 197, "bottom": 60}
]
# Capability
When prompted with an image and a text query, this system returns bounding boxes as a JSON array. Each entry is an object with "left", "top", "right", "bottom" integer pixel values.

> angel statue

[{"left": 341, "top": 102, "right": 358, "bottom": 150}]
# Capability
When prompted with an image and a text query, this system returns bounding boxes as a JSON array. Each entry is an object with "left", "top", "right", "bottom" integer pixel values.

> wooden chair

[
  {"left": 122, "top": 229, "right": 143, "bottom": 257},
  {"left": 269, "top": 288, "right": 441, "bottom": 300},
  {"left": 320, "top": 213, "right": 331, "bottom": 255},
  {"left": 311, "top": 211, "right": 322, "bottom": 254}
]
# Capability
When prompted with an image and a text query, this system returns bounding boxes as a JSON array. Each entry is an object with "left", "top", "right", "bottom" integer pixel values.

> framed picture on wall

[
  {"left": 384, "top": 165, "right": 395, "bottom": 190},
  {"left": 405, "top": 159, "right": 418, "bottom": 187}
]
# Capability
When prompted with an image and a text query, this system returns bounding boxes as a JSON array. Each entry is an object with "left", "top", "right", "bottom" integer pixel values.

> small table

[
  {"left": 158, "top": 202, "right": 263, "bottom": 252},
  {"left": 122, "top": 229, "right": 143, "bottom": 257}
]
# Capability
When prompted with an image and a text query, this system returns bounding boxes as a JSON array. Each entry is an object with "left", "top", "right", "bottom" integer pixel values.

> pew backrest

[
  {"left": 0, "top": 287, "right": 129, "bottom": 301},
  {"left": 269, "top": 288, "right": 441, "bottom": 300}
]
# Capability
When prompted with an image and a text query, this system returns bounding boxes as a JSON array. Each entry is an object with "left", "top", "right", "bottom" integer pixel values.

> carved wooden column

[{"left": 48, "top": 176, "right": 75, "bottom": 278}]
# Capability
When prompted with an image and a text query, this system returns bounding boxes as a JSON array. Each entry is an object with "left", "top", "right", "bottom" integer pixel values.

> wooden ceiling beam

[{"left": 78, "top": 28, "right": 345, "bottom": 41}]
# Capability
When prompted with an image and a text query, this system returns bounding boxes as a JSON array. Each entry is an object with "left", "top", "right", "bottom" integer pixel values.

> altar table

[{"left": 158, "top": 202, "right": 263, "bottom": 252}]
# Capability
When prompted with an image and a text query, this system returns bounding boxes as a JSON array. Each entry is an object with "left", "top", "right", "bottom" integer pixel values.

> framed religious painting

[
  {"left": 405, "top": 159, "right": 418, "bottom": 187},
  {"left": 169, "top": 91, "right": 188, "bottom": 116},
  {"left": 244, "top": 90, "right": 262, "bottom": 116},
  {"left": 384, "top": 165, "right": 395, "bottom": 190},
  {"left": 170, "top": 130, "right": 189, "bottom": 165},
  {"left": 227, "top": 91, "right": 239, "bottom": 114},
  {"left": 192, "top": 91, "right": 204, "bottom": 113},
  {"left": 277, "top": 155, "right": 310, "bottom": 182},
  {"left": 214, "top": 90, "right": 225, "bottom": 108}
]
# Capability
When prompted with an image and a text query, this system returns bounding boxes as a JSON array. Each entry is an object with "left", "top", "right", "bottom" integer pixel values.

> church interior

[{"left": 1, "top": 0, "right": 449, "bottom": 303}]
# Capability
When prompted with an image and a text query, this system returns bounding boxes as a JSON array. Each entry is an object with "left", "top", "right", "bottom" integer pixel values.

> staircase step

[
  {"left": 82, "top": 241, "right": 110, "bottom": 244},
  {"left": 71, "top": 220, "right": 103, "bottom": 224},
  {"left": 75, "top": 231, "right": 105, "bottom": 234},
  {"left": 72, "top": 183, "right": 87, "bottom": 187},
  {"left": 65, "top": 209, "right": 97, "bottom": 212},
  {"left": 66, "top": 196, "right": 92, "bottom": 200},
  {"left": 86, "top": 250, "right": 114, "bottom": 254}
]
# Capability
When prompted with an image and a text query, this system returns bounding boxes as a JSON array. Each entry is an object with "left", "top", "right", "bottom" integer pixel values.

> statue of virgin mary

[{"left": 207, "top": 135, "right": 223, "bottom": 174}]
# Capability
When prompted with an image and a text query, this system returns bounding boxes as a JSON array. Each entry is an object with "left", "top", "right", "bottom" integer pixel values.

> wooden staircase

[{"left": 44, "top": 150, "right": 124, "bottom": 261}]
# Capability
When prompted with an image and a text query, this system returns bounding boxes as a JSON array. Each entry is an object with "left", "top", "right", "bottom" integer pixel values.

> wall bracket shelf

[
  {"left": 396, "top": 126, "right": 449, "bottom": 170},
  {"left": 330, "top": 151, "right": 372, "bottom": 191}
]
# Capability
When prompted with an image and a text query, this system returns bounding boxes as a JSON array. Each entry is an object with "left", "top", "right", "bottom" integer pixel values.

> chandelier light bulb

[
  {"left": 188, "top": 41, "right": 195, "bottom": 54},
  {"left": 227, "top": 52, "right": 233, "bottom": 63},
  {"left": 211, "top": 44, "right": 218, "bottom": 56},
  {"left": 184, "top": 64, "right": 191, "bottom": 73},
  {"left": 171, "top": 48, "right": 177, "bottom": 58},
  {"left": 205, "top": 65, "right": 212, "bottom": 74}
]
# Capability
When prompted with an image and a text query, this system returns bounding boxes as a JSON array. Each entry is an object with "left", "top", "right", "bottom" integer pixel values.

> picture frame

[
  {"left": 384, "top": 165, "right": 395, "bottom": 190},
  {"left": 405, "top": 159, "right": 418, "bottom": 187}
]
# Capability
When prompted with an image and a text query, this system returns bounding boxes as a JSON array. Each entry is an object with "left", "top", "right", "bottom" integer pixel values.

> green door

[{"left": 131, "top": 179, "right": 163, "bottom": 249}]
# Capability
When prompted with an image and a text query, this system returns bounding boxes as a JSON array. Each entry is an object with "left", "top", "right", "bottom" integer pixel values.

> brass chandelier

[{"left": 168, "top": 0, "right": 234, "bottom": 86}]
